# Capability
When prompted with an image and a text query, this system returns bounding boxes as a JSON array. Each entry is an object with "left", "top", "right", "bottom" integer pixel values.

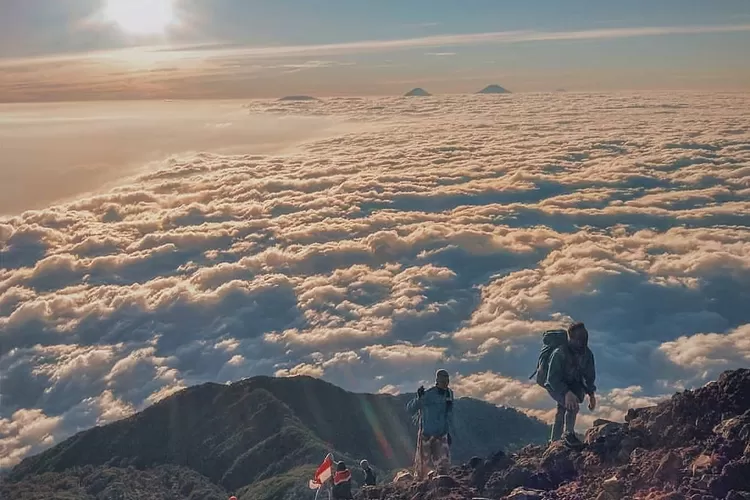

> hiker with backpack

[
  {"left": 531, "top": 322, "right": 597, "bottom": 448},
  {"left": 407, "top": 369, "right": 454, "bottom": 479}
]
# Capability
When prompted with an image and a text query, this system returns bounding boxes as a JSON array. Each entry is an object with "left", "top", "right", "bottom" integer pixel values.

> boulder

[
  {"left": 714, "top": 410, "right": 750, "bottom": 443},
  {"left": 585, "top": 421, "right": 625, "bottom": 445},
  {"left": 485, "top": 466, "right": 551, "bottom": 498},
  {"left": 504, "top": 487, "right": 546, "bottom": 500},
  {"left": 655, "top": 451, "right": 683, "bottom": 482},
  {"left": 602, "top": 475, "right": 624, "bottom": 496},
  {"left": 431, "top": 474, "right": 459, "bottom": 489},
  {"left": 691, "top": 454, "right": 719, "bottom": 476},
  {"left": 393, "top": 470, "right": 413, "bottom": 483},
  {"left": 710, "top": 457, "right": 750, "bottom": 497},
  {"left": 540, "top": 441, "right": 577, "bottom": 484}
]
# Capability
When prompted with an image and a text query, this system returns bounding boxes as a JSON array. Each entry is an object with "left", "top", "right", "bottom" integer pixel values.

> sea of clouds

[{"left": 1, "top": 92, "right": 749, "bottom": 467}]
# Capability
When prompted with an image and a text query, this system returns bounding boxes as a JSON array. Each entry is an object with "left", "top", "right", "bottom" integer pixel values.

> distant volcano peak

[
  {"left": 405, "top": 88, "right": 431, "bottom": 97},
  {"left": 477, "top": 84, "right": 511, "bottom": 94}
]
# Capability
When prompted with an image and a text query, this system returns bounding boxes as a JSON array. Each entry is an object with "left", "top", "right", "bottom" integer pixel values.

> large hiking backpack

[{"left": 530, "top": 329, "right": 568, "bottom": 387}]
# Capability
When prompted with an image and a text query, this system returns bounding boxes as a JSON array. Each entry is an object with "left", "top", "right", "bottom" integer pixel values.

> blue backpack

[{"left": 530, "top": 329, "right": 568, "bottom": 387}]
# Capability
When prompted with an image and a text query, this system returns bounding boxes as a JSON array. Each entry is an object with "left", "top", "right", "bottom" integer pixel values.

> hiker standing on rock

[
  {"left": 532, "top": 322, "right": 597, "bottom": 448},
  {"left": 407, "top": 369, "right": 454, "bottom": 479},
  {"left": 360, "top": 459, "right": 376, "bottom": 486}
]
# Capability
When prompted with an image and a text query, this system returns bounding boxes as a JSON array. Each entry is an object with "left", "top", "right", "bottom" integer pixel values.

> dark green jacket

[{"left": 545, "top": 345, "right": 596, "bottom": 401}]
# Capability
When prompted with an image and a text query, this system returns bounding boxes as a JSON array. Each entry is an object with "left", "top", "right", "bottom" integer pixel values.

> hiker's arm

[
  {"left": 446, "top": 390, "right": 455, "bottom": 438},
  {"left": 546, "top": 349, "right": 569, "bottom": 395},
  {"left": 407, "top": 395, "right": 422, "bottom": 415},
  {"left": 584, "top": 351, "right": 597, "bottom": 395}
]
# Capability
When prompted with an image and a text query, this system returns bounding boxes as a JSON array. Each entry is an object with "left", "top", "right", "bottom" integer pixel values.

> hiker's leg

[
  {"left": 418, "top": 436, "right": 432, "bottom": 478},
  {"left": 426, "top": 437, "right": 439, "bottom": 474},
  {"left": 564, "top": 402, "right": 579, "bottom": 436},
  {"left": 415, "top": 431, "right": 427, "bottom": 479},
  {"left": 548, "top": 393, "right": 565, "bottom": 442},
  {"left": 435, "top": 435, "right": 451, "bottom": 475}
]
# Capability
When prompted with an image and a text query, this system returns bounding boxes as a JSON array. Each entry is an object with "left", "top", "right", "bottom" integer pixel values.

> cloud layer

[{"left": 1, "top": 92, "right": 750, "bottom": 466}]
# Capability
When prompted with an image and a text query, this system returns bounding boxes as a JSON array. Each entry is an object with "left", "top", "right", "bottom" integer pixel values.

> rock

[
  {"left": 645, "top": 493, "right": 684, "bottom": 500},
  {"left": 586, "top": 421, "right": 625, "bottom": 445},
  {"left": 617, "top": 436, "right": 638, "bottom": 463},
  {"left": 485, "top": 466, "right": 551, "bottom": 498},
  {"left": 726, "top": 491, "right": 750, "bottom": 500},
  {"left": 393, "top": 470, "right": 413, "bottom": 483},
  {"left": 470, "top": 450, "right": 513, "bottom": 491},
  {"left": 655, "top": 451, "right": 683, "bottom": 482},
  {"left": 710, "top": 457, "right": 750, "bottom": 497},
  {"left": 432, "top": 474, "right": 458, "bottom": 489},
  {"left": 625, "top": 408, "right": 638, "bottom": 422},
  {"left": 469, "top": 456, "right": 484, "bottom": 469},
  {"left": 593, "top": 419, "right": 619, "bottom": 427},
  {"left": 714, "top": 411, "right": 750, "bottom": 443},
  {"left": 540, "top": 441, "right": 576, "bottom": 485},
  {"left": 504, "top": 487, "right": 546, "bottom": 500},
  {"left": 602, "top": 475, "right": 624, "bottom": 496},
  {"left": 692, "top": 454, "right": 719, "bottom": 476}
]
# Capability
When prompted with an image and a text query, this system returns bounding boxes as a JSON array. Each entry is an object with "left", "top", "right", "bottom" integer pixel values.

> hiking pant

[
  {"left": 548, "top": 390, "right": 578, "bottom": 441},
  {"left": 416, "top": 434, "right": 450, "bottom": 478}
]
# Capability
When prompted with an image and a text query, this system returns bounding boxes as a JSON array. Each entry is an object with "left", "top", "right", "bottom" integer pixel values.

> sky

[{"left": 1, "top": 0, "right": 750, "bottom": 101}]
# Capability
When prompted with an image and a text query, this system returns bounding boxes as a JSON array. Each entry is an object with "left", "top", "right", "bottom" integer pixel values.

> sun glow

[{"left": 103, "top": 0, "right": 176, "bottom": 35}]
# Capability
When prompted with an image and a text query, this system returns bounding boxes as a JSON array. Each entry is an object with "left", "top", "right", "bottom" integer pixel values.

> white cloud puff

[
  {"left": 659, "top": 323, "right": 750, "bottom": 378},
  {"left": 2, "top": 92, "right": 750, "bottom": 465}
]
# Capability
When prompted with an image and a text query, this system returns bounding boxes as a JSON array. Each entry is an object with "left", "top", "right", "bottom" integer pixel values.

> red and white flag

[{"left": 308, "top": 453, "right": 334, "bottom": 489}]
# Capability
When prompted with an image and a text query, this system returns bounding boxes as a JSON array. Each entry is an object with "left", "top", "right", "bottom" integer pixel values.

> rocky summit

[{"left": 356, "top": 369, "right": 750, "bottom": 500}]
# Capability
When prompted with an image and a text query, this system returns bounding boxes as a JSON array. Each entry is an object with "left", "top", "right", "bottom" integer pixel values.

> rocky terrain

[{"left": 355, "top": 369, "right": 750, "bottom": 500}]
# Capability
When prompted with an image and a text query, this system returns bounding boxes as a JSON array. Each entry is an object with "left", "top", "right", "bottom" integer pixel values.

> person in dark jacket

[
  {"left": 360, "top": 459, "right": 376, "bottom": 486},
  {"left": 331, "top": 461, "right": 353, "bottom": 500},
  {"left": 545, "top": 322, "right": 597, "bottom": 447},
  {"left": 407, "top": 369, "right": 454, "bottom": 478}
]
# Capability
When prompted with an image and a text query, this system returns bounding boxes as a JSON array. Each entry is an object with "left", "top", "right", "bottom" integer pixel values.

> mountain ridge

[{"left": 6, "top": 375, "right": 548, "bottom": 499}]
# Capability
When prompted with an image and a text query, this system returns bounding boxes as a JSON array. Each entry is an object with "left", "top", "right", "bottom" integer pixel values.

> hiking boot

[{"left": 563, "top": 432, "right": 584, "bottom": 449}]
